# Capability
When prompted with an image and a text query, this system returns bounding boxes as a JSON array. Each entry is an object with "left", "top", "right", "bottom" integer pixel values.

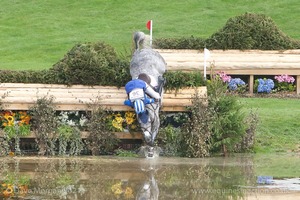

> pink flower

[
  {"left": 217, "top": 71, "right": 231, "bottom": 83},
  {"left": 274, "top": 75, "right": 295, "bottom": 83}
]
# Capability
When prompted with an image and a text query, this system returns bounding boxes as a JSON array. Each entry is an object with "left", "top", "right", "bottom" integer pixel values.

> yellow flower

[
  {"left": 111, "top": 182, "right": 123, "bottom": 197},
  {"left": 124, "top": 187, "right": 134, "bottom": 199},
  {"left": 125, "top": 112, "right": 136, "bottom": 125},
  {"left": 115, "top": 116, "right": 123, "bottom": 124},
  {"left": 2, "top": 184, "right": 14, "bottom": 197},
  {"left": 125, "top": 117, "right": 134, "bottom": 125},
  {"left": 125, "top": 112, "right": 135, "bottom": 119},
  {"left": 130, "top": 124, "right": 137, "bottom": 130},
  {"left": 4, "top": 115, "right": 14, "bottom": 126},
  {"left": 112, "top": 120, "right": 123, "bottom": 131},
  {"left": 8, "top": 151, "right": 15, "bottom": 157}
]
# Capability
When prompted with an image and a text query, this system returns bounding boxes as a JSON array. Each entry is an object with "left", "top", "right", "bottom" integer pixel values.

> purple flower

[
  {"left": 274, "top": 74, "right": 295, "bottom": 83},
  {"left": 257, "top": 78, "right": 274, "bottom": 93},
  {"left": 228, "top": 78, "right": 245, "bottom": 91}
]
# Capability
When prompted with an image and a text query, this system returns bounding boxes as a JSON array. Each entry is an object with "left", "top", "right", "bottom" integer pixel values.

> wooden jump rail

[
  {"left": 0, "top": 83, "right": 207, "bottom": 140},
  {"left": 157, "top": 49, "right": 300, "bottom": 94},
  {"left": 0, "top": 83, "right": 207, "bottom": 111}
]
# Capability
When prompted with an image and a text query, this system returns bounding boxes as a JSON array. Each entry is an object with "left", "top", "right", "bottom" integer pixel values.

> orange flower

[
  {"left": 18, "top": 185, "right": 29, "bottom": 196},
  {"left": 8, "top": 151, "right": 15, "bottom": 157},
  {"left": 2, "top": 184, "right": 14, "bottom": 197}
]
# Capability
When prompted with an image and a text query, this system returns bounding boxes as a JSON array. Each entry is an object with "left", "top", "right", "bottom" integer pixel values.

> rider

[{"left": 124, "top": 73, "right": 161, "bottom": 103}]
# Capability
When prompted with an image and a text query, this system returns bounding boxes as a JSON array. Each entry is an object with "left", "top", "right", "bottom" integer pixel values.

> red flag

[{"left": 146, "top": 20, "right": 151, "bottom": 30}]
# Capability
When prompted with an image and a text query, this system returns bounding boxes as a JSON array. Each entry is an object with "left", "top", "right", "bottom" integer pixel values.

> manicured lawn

[
  {"left": 1, "top": 0, "right": 300, "bottom": 70},
  {"left": 240, "top": 97, "right": 300, "bottom": 153}
]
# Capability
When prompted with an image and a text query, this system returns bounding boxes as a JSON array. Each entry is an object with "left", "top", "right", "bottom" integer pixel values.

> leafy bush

[
  {"left": 206, "top": 13, "right": 299, "bottom": 50},
  {"left": 235, "top": 109, "right": 258, "bottom": 152},
  {"left": 157, "top": 125, "right": 184, "bottom": 156},
  {"left": 207, "top": 73, "right": 249, "bottom": 155},
  {"left": 154, "top": 36, "right": 205, "bottom": 49},
  {"left": 57, "top": 124, "right": 84, "bottom": 156},
  {"left": 164, "top": 71, "right": 206, "bottom": 91},
  {"left": 154, "top": 13, "right": 300, "bottom": 50},
  {"left": 228, "top": 78, "right": 246, "bottom": 92},
  {"left": 50, "top": 42, "right": 131, "bottom": 86},
  {"left": 85, "top": 103, "right": 119, "bottom": 155},
  {"left": 29, "top": 96, "right": 59, "bottom": 156},
  {"left": 274, "top": 74, "right": 296, "bottom": 92},
  {"left": 254, "top": 78, "right": 275, "bottom": 93},
  {"left": 180, "top": 91, "right": 213, "bottom": 158}
]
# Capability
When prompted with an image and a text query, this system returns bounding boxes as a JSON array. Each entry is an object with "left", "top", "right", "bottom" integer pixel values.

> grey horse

[{"left": 130, "top": 31, "right": 166, "bottom": 156}]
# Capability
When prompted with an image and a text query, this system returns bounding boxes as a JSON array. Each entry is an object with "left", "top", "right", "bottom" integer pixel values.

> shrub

[
  {"left": 215, "top": 72, "right": 246, "bottom": 93},
  {"left": 254, "top": 78, "right": 275, "bottom": 93},
  {"left": 228, "top": 78, "right": 246, "bottom": 93},
  {"left": 164, "top": 71, "right": 206, "bottom": 91},
  {"left": 235, "top": 109, "right": 258, "bottom": 152},
  {"left": 154, "top": 36, "right": 205, "bottom": 49},
  {"left": 207, "top": 70, "right": 250, "bottom": 156},
  {"left": 50, "top": 42, "right": 130, "bottom": 86},
  {"left": 274, "top": 74, "right": 296, "bottom": 92},
  {"left": 181, "top": 91, "right": 213, "bottom": 158},
  {"left": 157, "top": 125, "right": 184, "bottom": 156},
  {"left": 28, "top": 96, "right": 59, "bottom": 156},
  {"left": 57, "top": 124, "right": 83, "bottom": 156},
  {"left": 205, "top": 13, "right": 299, "bottom": 50},
  {"left": 85, "top": 103, "right": 119, "bottom": 155}
]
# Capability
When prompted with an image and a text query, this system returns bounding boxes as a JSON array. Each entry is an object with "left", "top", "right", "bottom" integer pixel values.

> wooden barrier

[
  {"left": 156, "top": 49, "right": 300, "bottom": 94},
  {"left": 0, "top": 83, "right": 207, "bottom": 112},
  {"left": 0, "top": 83, "right": 207, "bottom": 140}
]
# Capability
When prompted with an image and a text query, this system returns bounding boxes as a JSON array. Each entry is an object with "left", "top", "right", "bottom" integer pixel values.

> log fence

[{"left": 157, "top": 49, "right": 300, "bottom": 94}]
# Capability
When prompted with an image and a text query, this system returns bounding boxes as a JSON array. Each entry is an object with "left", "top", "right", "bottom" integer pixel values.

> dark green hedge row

[
  {"left": 154, "top": 13, "right": 300, "bottom": 50},
  {"left": 0, "top": 41, "right": 206, "bottom": 89}
]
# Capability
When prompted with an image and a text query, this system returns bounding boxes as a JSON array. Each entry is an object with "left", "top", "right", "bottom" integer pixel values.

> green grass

[
  {"left": 240, "top": 97, "right": 300, "bottom": 153},
  {"left": 254, "top": 153, "right": 300, "bottom": 178},
  {"left": 1, "top": 0, "right": 300, "bottom": 70}
]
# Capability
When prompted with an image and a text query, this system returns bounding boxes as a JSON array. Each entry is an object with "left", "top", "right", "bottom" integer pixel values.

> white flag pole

[{"left": 203, "top": 48, "right": 210, "bottom": 80}]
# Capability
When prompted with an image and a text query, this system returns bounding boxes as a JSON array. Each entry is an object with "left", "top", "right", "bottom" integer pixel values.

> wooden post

[
  {"left": 249, "top": 75, "right": 254, "bottom": 95},
  {"left": 297, "top": 75, "right": 300, "bottom": 94}
]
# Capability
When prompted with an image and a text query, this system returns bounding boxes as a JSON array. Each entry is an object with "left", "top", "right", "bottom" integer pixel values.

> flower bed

[{"left": 0, "top": 83, "right": 207, "bottom": 155}]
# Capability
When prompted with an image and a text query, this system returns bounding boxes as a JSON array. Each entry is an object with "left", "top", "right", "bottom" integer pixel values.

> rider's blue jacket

[
  {"left": 125, "top": 79, "right": 146, "bottom": 94},
  {"left": 124, "top": 79, "right": 158, "bottom": 108}
]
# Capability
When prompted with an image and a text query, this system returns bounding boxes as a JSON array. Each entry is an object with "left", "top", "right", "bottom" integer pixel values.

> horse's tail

[{"left": 133, "top": 31, "right": 150, "bottom": 50}]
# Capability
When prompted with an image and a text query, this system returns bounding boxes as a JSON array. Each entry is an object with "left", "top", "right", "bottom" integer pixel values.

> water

[{"left": 0, "top": 153, "right": 299, "bottom": 200}]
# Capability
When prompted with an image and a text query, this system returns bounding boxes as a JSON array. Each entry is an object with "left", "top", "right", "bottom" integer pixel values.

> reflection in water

[
  {"left": 0, "top": 154, "right": 299, "bottom": 199},
  {"left": 136, "top": 160, "right": 159, "bottom": 200}
]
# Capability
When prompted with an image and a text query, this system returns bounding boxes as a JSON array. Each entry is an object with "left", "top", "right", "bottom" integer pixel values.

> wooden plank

[
  {"left": 0, "top": 84, "right": 207, "bottom": 111},
  {"left": 156, "top": 49, "right": 300, "bottom": 76},
  {"left": 15, "top": 131, "right": 143, "bottom": 139}
]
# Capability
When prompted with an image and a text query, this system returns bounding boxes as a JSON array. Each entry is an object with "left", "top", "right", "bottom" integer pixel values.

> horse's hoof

[{"left": 147, "top": 147, "right": 154, "bottom": 158}]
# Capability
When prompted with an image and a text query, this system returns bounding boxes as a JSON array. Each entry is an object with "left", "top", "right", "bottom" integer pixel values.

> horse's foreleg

[{"left": 150, "top": 106, "right": 160, "bottom": 145}]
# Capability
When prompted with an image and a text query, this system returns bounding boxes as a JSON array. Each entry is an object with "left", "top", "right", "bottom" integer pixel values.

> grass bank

[
  {"left": 1, "top": 0, "right": 300, "bottom": 70},
  {"left": 240, "top": 97, "right": 300, "bottom": 153}
]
